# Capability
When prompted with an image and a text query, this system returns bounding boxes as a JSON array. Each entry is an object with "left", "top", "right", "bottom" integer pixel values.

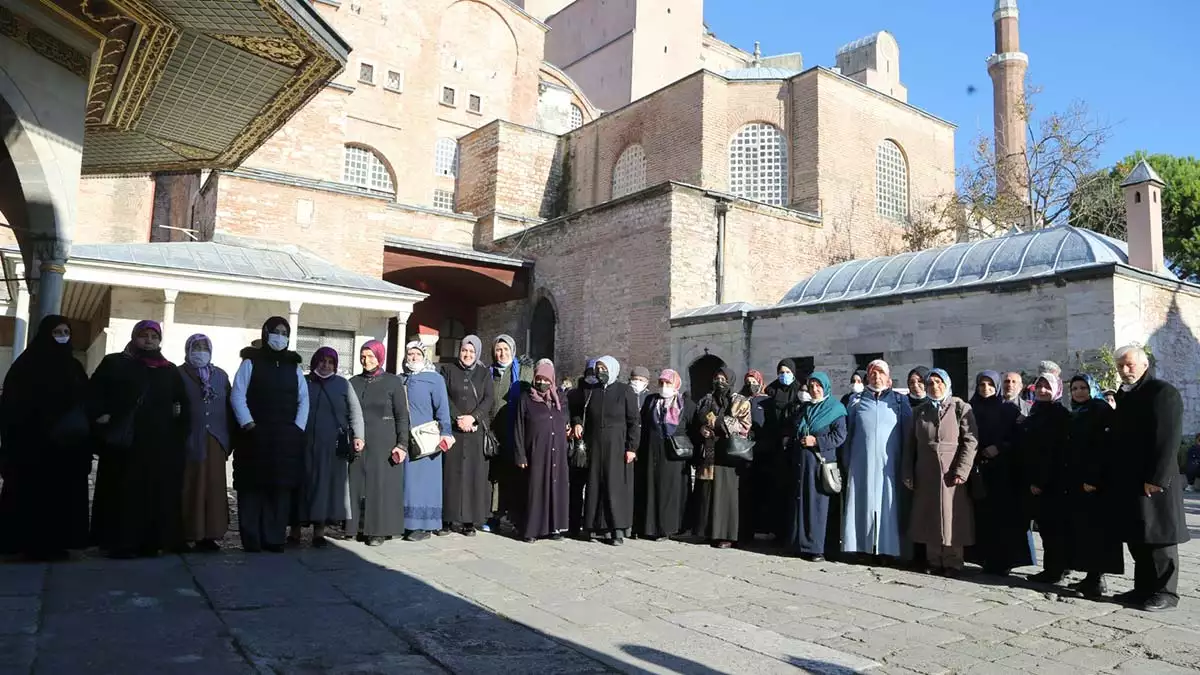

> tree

[
  {"left": 957, "top": 90, "right": 1113, "bottom": 232},
  {"left": 1071, "top": 153, "right": 1200, "bottom": 279}
]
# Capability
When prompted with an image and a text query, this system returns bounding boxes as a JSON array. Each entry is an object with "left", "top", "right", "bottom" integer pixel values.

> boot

[
  {"left": 1069, "top": 573, "right": 1107, "bottom": 599},
  {"left": 1029, "top": 569, "right": 1065, "bottom": 585}
]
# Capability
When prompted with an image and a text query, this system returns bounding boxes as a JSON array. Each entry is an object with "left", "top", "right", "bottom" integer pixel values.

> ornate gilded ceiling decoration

[
  {"left": 151, "top": 137, "right": 217, "bottom": 160},
  {"left": 0, "top": 6, "right": 90, "bottom": 78},
  {"left": 210, "top": 33, "right": 306, "bottom": 68}
]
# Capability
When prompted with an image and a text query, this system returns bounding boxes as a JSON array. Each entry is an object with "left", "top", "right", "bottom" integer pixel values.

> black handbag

[
  {"left": 49, "top": 404, "right": 91, "bottom": 446},
  {"left": 468, "top": 377, "right": 501, "bottom": 459},
  {"left": 666, "top": 433, "right": 693, "bottom": 460},
  {"left": 569, "top": 390, "right": 592, "bottom": 469},
  {"left": 318, "top": 383, "right": 354, "bottom": 460},
  {"left": 721, "top": 434, "right": 754, "bottom": 462}
]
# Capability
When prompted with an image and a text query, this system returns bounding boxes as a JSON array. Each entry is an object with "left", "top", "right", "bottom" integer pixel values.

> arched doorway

[
  {"left": 688, "top": 354, "right": 726, "bottom": 403},
  {"left": 530, "top": 297, "right": 555, "bottom": 362}
]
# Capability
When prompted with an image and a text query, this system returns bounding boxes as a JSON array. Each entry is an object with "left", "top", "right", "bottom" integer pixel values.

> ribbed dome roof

[
  {"left": 779, "top": 226, "right": 1134, "bottom": 307},
  {"left": 722, "top": 66, "right": 800, "bottom": 80}
]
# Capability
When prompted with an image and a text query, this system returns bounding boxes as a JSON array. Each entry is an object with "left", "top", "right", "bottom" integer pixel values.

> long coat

[
  {"left": 402, "top": 368, "right": 452, "bottom": 532},
  {"left": 965, "top": 395, "right": 1034, "bottom": 570},
  {"left": 88, "top": 354, "right": 191, "bottom": 553},
  {"left": 842, "top": 389, "right": 912, "bottom": 556},
  {"left": 440, "top": 362, "right": 494, "bottom": 525},
  {"left": 301, "top": 375, "right": 364, "bottom": 525},
  {"left": 513, "top": 390, "right": 570, "bottom": 539},
  {"left": 1114, "top": 373, "right": 1188, "bottom": 545},
  {"left": 634, "top": 394, "right": 694, "bottom": 538},
  {"left": 577, "top": 382, "right": 640, "bottom": 532},
  {"left": 905, "top": 398, "right": 978, "bottom": 548},
  {"left": 786, "top": 413, "right": 847, "bottom": 556},
  {"left": 348, "top": 372, "right": 410, "bottom": 537}
]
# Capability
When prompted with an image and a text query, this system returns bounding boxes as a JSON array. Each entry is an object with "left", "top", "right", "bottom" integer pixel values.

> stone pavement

[{"left": 3, "top": 494, "right": 1199, "bottom": 675}]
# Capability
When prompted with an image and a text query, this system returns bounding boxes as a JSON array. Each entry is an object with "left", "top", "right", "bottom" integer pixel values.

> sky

[{"left": 703, "top": 0, "right": 1200, "bottom": 171}]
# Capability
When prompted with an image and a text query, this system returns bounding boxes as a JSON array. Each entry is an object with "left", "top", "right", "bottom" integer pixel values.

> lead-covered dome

[{"left": 779, "top": 225, "right": 1135, "bottom": 307}]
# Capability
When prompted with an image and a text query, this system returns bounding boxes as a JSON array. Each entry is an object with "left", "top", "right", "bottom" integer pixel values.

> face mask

[
  {"left": 661, "top": 385, "right": 676, "bottom": 399},
  {"left": 267, "top": 334, "right": 288, "bottom": 351},
  {"left": 534, "top": 381, "right": 551, "bottom": 393},
  {"left": 316, "top": 370, "right": 335, "bottom": 379},
  {"left": 630, "top": 380, "right": 647, "bottom": 394},
  {"left": 800, "top": 391, "right": 813, "bottom": 403},
  {"left": 712, "top": 381, "right": 729, "bottom": 391},
  {"left": 852, "top": 382, "right": 865, "bottom": 394},
  {"left": 748, "top": 381, "right": 762, "bottom": 395},
  {"left": 53, "top": 335, "right": 70, "bottom": 345},
  {"left": 779, "top": 372, "right": 795, "bottom": 386},
  {"left": 597, "top": 371, "right": 610, "bottom": 385},
  {"left": 585, "top": 375, "right": 598, "bottom": 385},
  {"left": 187, "top": 351, "right": 212, "bottom": 368}
]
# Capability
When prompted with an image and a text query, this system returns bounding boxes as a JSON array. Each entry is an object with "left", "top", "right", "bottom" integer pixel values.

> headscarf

[
  {"left": 530, "top": 360, "right": 561, "bottom": 410},
  {"left": 850, "top": 369, "right": 867, "bottom": 384},
  {"left": 402, "top": 340, "right": 429, "bottom": 374},
  {"left": 361, "top": 339, "right": 386, "bottom": 377},
  {"left": 311, "top": 346, "right": 339, "bottom": 373},
  {"left": 709, "top": 365, "right": 735, "bottom": 409},
  {"left": 596, "top": 355, "right": 620, "bottom": 386},
  {"left": 798, "top": 371, "right": 848, "bottom": 436},
  {"left": 185, "top": 333, "right": 215, "bottom": 401},
  {"left": 1035, "top": 372, "right": 1063, "bottom": 402},
  {"left": 926, "top": 368, "right": 952, "bottom": 405},
  {"left": 907, "top": 366, "right": 930, "bottom": 404},
  {"left": 657, "top": 368, "right": 683, "bottom": 430},
  {"left": 741, "top": 369, "right": 766, "bottom": 398},
  {"left": 865, "top": 360, "right": 891, "bottom": 392},
  {"left": 123, "top": 320, "right": 173, "bottom": 369},
  {"left": 1068, "top": 374, "right": 1101, "bottom": 412},
  {"left": 582, "top": 358, "right": 598, "bottom": 387},
  {"left": 28, "top": 314, "right": 72, "bottom": 355},
  {"left": 459, "top": 335, "right": 482, "bottom": 370},
  {"left": 969, "top": 370, "right": 1019, "bottom": 450},
  {"left": 1, "top": 315, "right": 88, "bottom": 439},
  {"left": 767, "top": 358, "right": 801, "bottom": 420},
  {"left": 974, "top": 370, "right": 1000, "bottom": 398},
  {"left": 491, "top": 334, "right": 520, "bottom": 387}
]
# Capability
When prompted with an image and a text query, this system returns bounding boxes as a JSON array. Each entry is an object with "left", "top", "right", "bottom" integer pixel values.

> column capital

[
  {"left": 163, "top": 289, "right": 180, "bottom": 303},
  {"left": 288, "top": 299, "right": 304, "bottom": 315}
]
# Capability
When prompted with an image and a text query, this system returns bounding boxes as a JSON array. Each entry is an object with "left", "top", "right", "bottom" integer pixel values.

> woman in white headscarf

[{"left": 573, "top": 355, "right": 640, "bottom": 545}]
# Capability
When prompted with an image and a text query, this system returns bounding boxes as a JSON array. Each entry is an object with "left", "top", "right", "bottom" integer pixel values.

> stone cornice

[{"left": 987, "top": 52, "right": 1029, "bottom": 69}]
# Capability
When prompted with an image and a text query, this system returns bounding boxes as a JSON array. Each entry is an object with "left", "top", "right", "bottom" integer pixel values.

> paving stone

[
  {"left": 1049, "top": 645, "right": 1131, "bottom": 670},
  {"left": 666, "top": 610, "right": 881, "bottom": 673},
  {"left": 816, "top": 636, "right": 899, "bottom": 661},
  {"left": 538, "top": 599, "right": 643, "bottom": 627},
  {"left": 1034, "top": 617, "right": 1126, "bottom": 648},
  {"left": 42, "top": 558, "right": 207, "bottom": 614},
  {"left": 0, "top": 636, "right": 36, "bottom": 675},
  {"left": 881, "top": 645, "right": 984, "bottom": 675},
  {"left": 190, "top": 556, "right": 347, "bottom": 610},
  {"left": 1002, "top": 633, "right": 1075, "bottom": 655},
  {"left": 1110, "top": 626, "right": 1200, "bottom": 669},
  {"left": 1086, "top": 609, "right": 1166, "bottom": 634},
  {"left": 1109, "top": 657, "right": 1200, "bottom": 674},
  {"left": 0, "top": 563, "right": 45, "bottom": 596},
  {"left": 918, "top": 616, "right": 1018, "bottom": 645},
  {"left": 0, "top": 597, "right": 39, "bottom": 635},
  {"left": 857, "top": 581, "right": 1001, "bottom": 616},
  {"left": 958, "top": 662, "right": 1027, "bottom": 675},
  {"left": 842, "top": 622, "right": 965, "bottom": 650},
  {"left": 965, "top": 605, "right": 1062, "bottom": 634},
  {"left": 949, "top": 640, "right": 1023, "bottom": 664},
  {"left": 991, "top": 652, "right": 1094, "bottom": 675},
  {"left": 221, "top": 605, "right": 414, "bottom": 671}
]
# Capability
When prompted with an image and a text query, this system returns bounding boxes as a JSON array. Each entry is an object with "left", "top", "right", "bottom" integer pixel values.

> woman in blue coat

[
  {"left": 842, "top": 360, "right": 912, "bottom": 562},
  {"left": 783, "top": 372, "right": 847, "bottom": 561},
  {"left": 401, "top": 341, "right": 454, "bottom": 541}
]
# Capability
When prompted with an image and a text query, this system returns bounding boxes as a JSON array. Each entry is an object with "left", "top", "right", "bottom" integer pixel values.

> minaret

[
  {"left": 987, "top": 0, "right": 1029, "bottom": 207},
  {"left": 1121, "top": 160, "right": 1167, "bottom": 274}
]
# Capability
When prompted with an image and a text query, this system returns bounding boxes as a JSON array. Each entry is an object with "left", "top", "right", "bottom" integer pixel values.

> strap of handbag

[
  {"left": 316, "top": 380, "right": 347, "bottom": 435},
  {"left": 579, "top": 389, "right": 593, "bottom": 434},
  {"left": 466, "top": 376, "right": 487, "bottom": 434}
]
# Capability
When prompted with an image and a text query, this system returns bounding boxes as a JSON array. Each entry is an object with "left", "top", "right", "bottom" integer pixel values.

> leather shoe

[
  {"left": 1140, "top": 593, "right": 1178, "bottom": 612},
  {"left": 1028, "top": 570, "right": 1065, "bottom": 584},
  {"left": 1112, "top": 589, "right": 1147, "bottom": 606}
]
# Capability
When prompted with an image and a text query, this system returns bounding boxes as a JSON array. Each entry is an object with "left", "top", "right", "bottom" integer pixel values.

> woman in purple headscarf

[
  {"left": 178, "top": 334, "right": 233, "bottom": 551},
  {"left": 89, "top": 320, "right": 191, "bottom": 558}
]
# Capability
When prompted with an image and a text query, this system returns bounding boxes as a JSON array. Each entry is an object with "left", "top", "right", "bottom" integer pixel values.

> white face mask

[
  {"left": 187, "top": 351, "right": 212, "bottom": 368},
  {"left": 631, "top": 380, "right": 648, "bottom": 394},
  {"left": 800, "top": 391, "right": 813, "bottom": 403},
  {"left": 852, "top": 382, "right": 865, "bottom": 394},
  {"left": 53, "top": 335, "right": 70, "bottom": 345},
  {"left": 267, "top": 334, "right": 288, "bottom": 351},
  {"left": 660, "top": 385, "right": 676, "bottom": 399},
  {"left": 315, "top": 370, "right": 335, "bottom": 379}
]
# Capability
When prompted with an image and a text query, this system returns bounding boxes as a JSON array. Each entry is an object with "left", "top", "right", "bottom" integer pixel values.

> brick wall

[
  {"left": 458, "top": 120, "right": 565, "bottom": 224},
  {"left": 75, "top": 175, "right": 154, "bottom": 244}
]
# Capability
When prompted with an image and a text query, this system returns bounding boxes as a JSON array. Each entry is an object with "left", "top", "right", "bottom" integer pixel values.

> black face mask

[
  {"left": 712, "top": 380, "right": 729, "bottom": 391},
  {"left": 597, "top": 371, "right": 610, "bottom": 385},
  {"left": 534, "top": 381, "right": 551, "bottom": 393},
  {"left": 747, "top": 381, "right": 762, "bottom": 394}
]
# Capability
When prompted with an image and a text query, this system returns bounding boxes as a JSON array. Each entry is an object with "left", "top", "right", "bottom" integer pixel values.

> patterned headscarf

[
  {"left": 361, "top": 340, "right": 386, "bottom": 377},
  {"left": 1068, "top": 373, "right": 1103, "bottom": 413},
  {"left": 658, "top": 368, "right": 683, "bottom": 428},
  {"left": 124, "top": 320, "right": 173, "bottom": 369},
  {"left": 1036, "top": 372, "right": 1063, "bottom": 402},
  {"left": 530, "top": 360, "right": 561, "bottom": 410},
  {"left": 742, "top": 369, "right": 766, "bottom": 397},
  {"left": 926, "top": 368, "right": 953, "bottom": 405},
  {"left": 185, "top": 334, "right": 214, "bottom": 401}
]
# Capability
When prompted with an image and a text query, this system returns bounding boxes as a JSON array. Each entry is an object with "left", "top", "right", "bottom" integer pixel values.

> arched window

[
  {"left": 343, "top": 145, "right": 394, "bottom": 193},
  {"left": 437, "top": 317, "right": 466, "bottom": 361},
  {"left": 728, "top": 123, "right": 788, "bottom": 206},
  {"left": 611, "top": 144, "right": 646, "bottom": 199},
  {"left": 435, "top": 138, "right": 459, "bottom": 177},
  {"left": 876, "top": 140, "right": 909, "bottom": 220},
  {"left": 568, "top": 104, "right": 584, "bottom": 130}
]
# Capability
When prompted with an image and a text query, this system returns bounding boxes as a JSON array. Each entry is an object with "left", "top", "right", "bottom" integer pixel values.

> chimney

[{"left": 1120, "top": 159, "right": 1167, "bottom": 274}]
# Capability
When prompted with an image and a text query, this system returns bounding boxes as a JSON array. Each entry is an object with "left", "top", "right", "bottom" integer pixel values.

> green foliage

[
  {"left": 1071, "top": 152, "right": 1200, "bottom": 279},
  {"left": 1073, "top": 343, "right": 1154, "bottom": 393}
]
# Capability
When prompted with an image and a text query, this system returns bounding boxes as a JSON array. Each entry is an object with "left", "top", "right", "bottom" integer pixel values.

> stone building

[
  {"left": 670, "top": 161, "right": 1200, "bottom": 431},
  {"left": 3, "top": 0, "right": 966, "bottom": 382}
]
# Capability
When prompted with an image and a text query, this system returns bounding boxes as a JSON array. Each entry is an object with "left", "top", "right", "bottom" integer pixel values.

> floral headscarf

[{"left": 124, "top": 320, "right": 173, "bottom": 369}]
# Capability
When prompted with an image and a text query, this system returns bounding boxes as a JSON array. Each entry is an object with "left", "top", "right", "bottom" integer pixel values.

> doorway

[
  {"left": 688, "top": 354, "right": 726, "bottom": 402},
  {"left": 530, "top": 297, "right": 556, "bottom": 362}
]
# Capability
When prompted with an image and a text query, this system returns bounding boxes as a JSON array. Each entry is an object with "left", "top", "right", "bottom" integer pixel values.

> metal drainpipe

[{"left": 715, "top": 200, "right": 729, "bottom": 305}]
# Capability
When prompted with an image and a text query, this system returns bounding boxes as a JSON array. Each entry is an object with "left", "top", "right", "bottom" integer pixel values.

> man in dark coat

[
  {"left": 230, "top": 317, "right": 309, "bottom": 552},
  {"left": 1112, "top": 345, "right": 1188, "bottom": 612}
]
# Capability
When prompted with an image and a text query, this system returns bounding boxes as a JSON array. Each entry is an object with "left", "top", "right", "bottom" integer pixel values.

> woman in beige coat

[{"left": 903, "top": 368, "right": 979, "bottom": 576}]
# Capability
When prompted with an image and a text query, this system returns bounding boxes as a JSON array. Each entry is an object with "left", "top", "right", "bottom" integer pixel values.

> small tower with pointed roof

[
  {"left": 988, "top": 0, "right": 1029, "bottom": 208},
  {"left": 1121, "top": 160, "right": 1167, "bottom": 274}
]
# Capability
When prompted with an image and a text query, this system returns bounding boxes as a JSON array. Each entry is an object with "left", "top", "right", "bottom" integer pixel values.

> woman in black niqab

[{"left": 0, "top": 315, "right": 91, "bottom": 559}]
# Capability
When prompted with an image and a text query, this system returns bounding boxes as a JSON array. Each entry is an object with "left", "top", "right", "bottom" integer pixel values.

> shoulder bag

[
  {"left": 467, "top": 376, "right": 501, "bottom": 459},
  {"left": 721, "top": 434, "right": 754, "bottom": 462},
  {"left": 666, "top": 432, "right": 693, "bottom": 460},
  {"left": 569, "top": 390, "right": 592, "bottom": 469},
  {"left": 404, "top": 378, "right": 444, "bottom": 460},
  {"left": 317, "top": 382, "right": 354, "bottom": 460},
  {"left": 819, "top": 455, "right": 843, "bottom": 494}
]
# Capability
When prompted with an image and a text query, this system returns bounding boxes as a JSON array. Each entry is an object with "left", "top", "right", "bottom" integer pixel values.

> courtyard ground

[{"left": 2, "top": 491, "right": 1198, "bottom": 675}]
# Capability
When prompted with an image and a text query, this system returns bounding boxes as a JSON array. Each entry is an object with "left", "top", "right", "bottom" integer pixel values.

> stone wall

[
  {"left": 76, "top": 176, "right": 154, "bottom": 244},
  {"left": 672, "top": 275, "right": 1117, "bottom": 398},
  {"left": 458, "top": 121, "right": 564, "bottom": 225}
]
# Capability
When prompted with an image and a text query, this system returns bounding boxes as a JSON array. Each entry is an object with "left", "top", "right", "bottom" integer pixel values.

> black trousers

[
  {"left": 238, "top": 488, "right": 290, "bottom": 549},
  {"left": 1128, "top": 542, "right": 1179, "bottom": 599},
  {"left": 568, "top": 466, "right": 588, "bottom": 533}
]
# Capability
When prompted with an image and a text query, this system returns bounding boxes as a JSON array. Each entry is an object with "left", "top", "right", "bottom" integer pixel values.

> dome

[
  {"left": 778, "top": 225, "right": 1135, "bottom": 307},
  {"left": 722, "top": 66, "right": 800, "bottom": 80}
]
